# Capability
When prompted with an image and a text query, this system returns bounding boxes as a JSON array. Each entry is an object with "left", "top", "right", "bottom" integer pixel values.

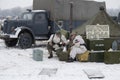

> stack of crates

[
  {"left": 104, "top": 38, "right": 120, "bottom": 64},
  {"left": 87, "top": 39, "right": 105, "bottom": 62},
  {"left": 86, "top": 38, "right": 120, "bottom": 63}
]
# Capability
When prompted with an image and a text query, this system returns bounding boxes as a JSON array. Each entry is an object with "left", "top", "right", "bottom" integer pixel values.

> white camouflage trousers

[{"left": 70, "top": 46, "right": 87, "bottom": 59}]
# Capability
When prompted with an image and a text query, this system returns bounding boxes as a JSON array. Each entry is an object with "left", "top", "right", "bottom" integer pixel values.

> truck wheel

[
  {"left": 5, "top": 39, "right": 18, "bottom": 47},
  {"left": 18, "top": 32, "right": 32, "bottom": 49}
]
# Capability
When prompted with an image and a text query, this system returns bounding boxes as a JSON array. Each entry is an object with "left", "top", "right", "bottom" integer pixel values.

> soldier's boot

[
  {"left": 48, "top": 50, "right": 53, "bottom": 59},
  {"left": 48, "top": 53, "right": 53, "bottom": 59},
  {"left": 66, "top": 57, "right": 74, "bottom": 62},
  {"left": 48, "top": 54, "right": 53, "bottom": 59}
]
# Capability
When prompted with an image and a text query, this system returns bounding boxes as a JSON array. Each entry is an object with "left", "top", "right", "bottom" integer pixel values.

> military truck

[
  {"left": 0, "top": 0, "right": 106, "bottom": 49},
  {"left": 0, "top": 10, "right": 58, "bottom": 49}
]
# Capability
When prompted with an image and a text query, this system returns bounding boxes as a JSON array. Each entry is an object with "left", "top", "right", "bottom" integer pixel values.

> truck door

[{"left": 33, "top": 12, "right": 49, "bottom": 36}]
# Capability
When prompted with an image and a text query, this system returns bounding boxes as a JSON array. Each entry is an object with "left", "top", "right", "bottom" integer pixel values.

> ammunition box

[
  {"left": 104, "top": 51, "right": 120, "bottom": 64},
  {"left": 89, "top": 51, "right": 104, "bottom": 62},
  {"left": 104, "top": 38, "right": 120, "bottom": 50},
  {"left": 87, "top": 39, "right": 105, "bottom": 51}
]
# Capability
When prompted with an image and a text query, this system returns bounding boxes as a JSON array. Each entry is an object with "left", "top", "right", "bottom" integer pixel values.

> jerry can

[{"left": 33, "top": 49, "right": 43, "bottom": 61}]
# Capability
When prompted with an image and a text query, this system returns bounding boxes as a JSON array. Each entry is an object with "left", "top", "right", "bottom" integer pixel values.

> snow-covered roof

[{"left": 32, "top": 10, "right": 46, "bottom": 13}]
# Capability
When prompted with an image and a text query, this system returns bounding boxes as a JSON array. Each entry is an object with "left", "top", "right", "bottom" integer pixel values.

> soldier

[
  {"left": 67, "top": 32, "right": 87, "bottom": 62},
  {"left": 47, "top": 30, "right": 68, "bottom": 58}
]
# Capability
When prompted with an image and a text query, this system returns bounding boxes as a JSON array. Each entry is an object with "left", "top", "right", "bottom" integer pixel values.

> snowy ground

[{"left": 0, "top": 39, "right": 120, "bottom": 80}]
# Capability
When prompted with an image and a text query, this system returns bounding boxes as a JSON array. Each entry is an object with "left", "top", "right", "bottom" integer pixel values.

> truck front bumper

[
  {"left": 0, "top": 34, "right": 10, "bottom": 39},
  {"left": 0, "top": 28, "right": 21, "bottom": 40},
  {"left": 0, "top": 33, "right": 17, "bottom": 39}
]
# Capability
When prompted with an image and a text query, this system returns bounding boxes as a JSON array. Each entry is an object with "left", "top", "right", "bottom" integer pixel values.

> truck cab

[{"left": 0, "top": 10, "right": 53, "bottom": 49}]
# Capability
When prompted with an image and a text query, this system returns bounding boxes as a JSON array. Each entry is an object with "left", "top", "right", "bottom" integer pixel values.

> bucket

[{"left": 33, "top": 49, "right": 43, "bottom": 61}]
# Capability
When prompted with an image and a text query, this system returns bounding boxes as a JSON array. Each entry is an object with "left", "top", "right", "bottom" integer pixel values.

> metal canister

[{"left": 33, "top": 49, "right": 43, "bottom": 61}]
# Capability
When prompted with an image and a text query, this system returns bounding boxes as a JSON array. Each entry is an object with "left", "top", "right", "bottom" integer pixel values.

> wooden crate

[
  {"left": 87, "top": 39, "right": 105, "bottom": 51},
  {"left": 104, "top": 51, "right": 120, "bottom": 64},
  {"left": 88, "top": 51, "right": 104, "bottom": 62}
]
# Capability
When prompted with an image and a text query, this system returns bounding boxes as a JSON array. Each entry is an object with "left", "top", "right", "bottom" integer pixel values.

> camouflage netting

[{"left": 73, "top": 9, "right": 120, "bottom": 37}]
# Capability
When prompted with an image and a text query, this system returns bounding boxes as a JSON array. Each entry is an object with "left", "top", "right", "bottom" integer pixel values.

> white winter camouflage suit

[{"left": 70, "top": 35, "right": 87, "bottom": 59}]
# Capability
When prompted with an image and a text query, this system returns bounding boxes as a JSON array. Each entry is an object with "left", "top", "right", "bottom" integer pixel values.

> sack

[
  {"left": 76, "top": 51, "right": 89, "bottom": 62},
  {"left": 57, "top": 52, "right": 69, "bottom": 61}
]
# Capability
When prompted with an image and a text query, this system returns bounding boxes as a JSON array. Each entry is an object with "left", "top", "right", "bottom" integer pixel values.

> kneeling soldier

[{"left": 47, "top": 31, "right": 68, "bottom": 58}]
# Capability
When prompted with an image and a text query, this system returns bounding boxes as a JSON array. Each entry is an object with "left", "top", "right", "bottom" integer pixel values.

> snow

[{"left": 0, "top": 39, "right": 120, "bottom": 80}]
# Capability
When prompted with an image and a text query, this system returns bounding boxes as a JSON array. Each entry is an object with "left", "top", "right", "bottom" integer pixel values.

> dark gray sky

[{"left": 0, "top": 0, "right": 119, "bottom": 10}]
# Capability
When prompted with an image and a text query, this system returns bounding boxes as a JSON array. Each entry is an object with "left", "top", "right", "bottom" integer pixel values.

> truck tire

[
  {"left": 18, "top": 32, "right": 32, "bottom": 49},
  {"left": 5, "top": 39, "right": 18, "bottom": 47}
]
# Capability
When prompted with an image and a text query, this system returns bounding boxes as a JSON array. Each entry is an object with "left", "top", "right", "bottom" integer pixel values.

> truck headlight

[
  {"left": 11, "top": 26, "right": 15, "bottom": 31},
  {"left": 11, "top": 27, "right": 16, "bottom": 34}
]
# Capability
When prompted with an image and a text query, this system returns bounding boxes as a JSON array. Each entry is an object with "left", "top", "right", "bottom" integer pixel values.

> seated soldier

[
  {"left": 47, "top": 30, "right": 68, "bottom": 59},
  {"left": 67, "top": 32, "right": 87, "bottom": 62}
]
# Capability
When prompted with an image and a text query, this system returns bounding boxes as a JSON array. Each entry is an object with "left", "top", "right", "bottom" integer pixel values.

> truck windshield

[{"left": 22, "top": 13, "right": 33, "bottom": 20}]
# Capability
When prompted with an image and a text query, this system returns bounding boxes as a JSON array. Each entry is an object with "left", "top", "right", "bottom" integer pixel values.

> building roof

[{"left": 32, "top": 10, "right": 46, "bottom": 12}]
